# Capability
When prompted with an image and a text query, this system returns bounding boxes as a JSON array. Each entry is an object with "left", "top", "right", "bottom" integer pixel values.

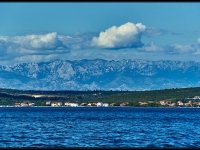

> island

[{"left": 1, "top": 87, "right": 200, "bottom": 107}]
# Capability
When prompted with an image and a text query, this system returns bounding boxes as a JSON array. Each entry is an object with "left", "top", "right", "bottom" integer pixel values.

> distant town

[
  {"left": 1, "top": 87, "right": 200, "bottom": 108},
  {"left": 1, "top": 95, "right": 200, "bottom": 108}
]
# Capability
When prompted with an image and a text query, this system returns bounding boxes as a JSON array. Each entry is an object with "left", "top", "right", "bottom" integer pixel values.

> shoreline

[{"left": 0, "top": 106, "right": 199, "bottom": 108}]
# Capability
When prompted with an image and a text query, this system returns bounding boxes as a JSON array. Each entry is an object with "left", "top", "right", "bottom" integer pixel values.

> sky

[{"left": 0, "top": 2, "right": 200, "bottom": 65}]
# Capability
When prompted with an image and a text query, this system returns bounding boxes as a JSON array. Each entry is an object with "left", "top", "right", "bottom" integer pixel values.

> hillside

[{"left": 0, "top": 87, "right": 200, "bottom": 106}]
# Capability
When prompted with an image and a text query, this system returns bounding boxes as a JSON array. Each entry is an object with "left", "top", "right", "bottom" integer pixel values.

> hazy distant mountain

[{"left": 0, "top": 59, "right": 200, "bottom": 91}]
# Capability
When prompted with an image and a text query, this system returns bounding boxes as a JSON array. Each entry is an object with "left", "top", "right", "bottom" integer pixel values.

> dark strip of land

[{"left": 0, "top": 87, "right": 200, "bottom": 107}]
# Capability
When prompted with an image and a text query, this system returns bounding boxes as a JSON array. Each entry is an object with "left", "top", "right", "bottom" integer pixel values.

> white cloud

[
  {"left": 59, "top": 35, "right": 85, "bottom": 49},
  {"left": 0, "top": 33, "right": 67, "bottom": 64},
  {"left": 145, "top": 28, "right": 165, "bottom": 37},
  {"left": 198, "top": 38, "right": 200, "bottom": 45},
  {"left": 91, "top": 22, "right": 146, "bottom": 49},
  {"left": 164, "top": 43, "right": 197, "bottom": 55},
  {"left": 0, "top": 32, "right": 92, "bottom": 52},
  {"left": 13, "top": 32, "right": 59, "bottom": 50},
  {"left": 171, "top": 44, "right": 195, "bottom": 53},
  {"left": 143, "top": 42, "right": 163, "bottom": 52},
  {"left": 0, "top": 32, "right": 59, "bottom": 50},
  {"left": 0, "top": 32, "right": 97, "bottom": 65},
  {"left": 1, "top": 30, "right": 200, "bottom": 65}
]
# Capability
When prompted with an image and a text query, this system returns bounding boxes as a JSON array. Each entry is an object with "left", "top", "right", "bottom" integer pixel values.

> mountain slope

[{"left": 0, "top": 59, "right": 200, "bottom": 90}]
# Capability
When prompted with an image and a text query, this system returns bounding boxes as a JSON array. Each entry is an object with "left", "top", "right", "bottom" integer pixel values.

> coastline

[{"left": 0, "top": 105, "right": 199, "bottom": 108}]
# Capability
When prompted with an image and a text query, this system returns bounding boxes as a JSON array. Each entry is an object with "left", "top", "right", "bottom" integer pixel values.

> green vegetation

[{"left": 0, "top": 87, "right": 200, "bottom": 106}]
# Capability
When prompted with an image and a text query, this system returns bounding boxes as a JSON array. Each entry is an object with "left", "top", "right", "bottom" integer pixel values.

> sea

[{"left": 0, "top": 107, "right": 200, "bottom": 148}]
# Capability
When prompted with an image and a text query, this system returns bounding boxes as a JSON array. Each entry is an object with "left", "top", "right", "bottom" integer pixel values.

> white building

[
  {"left": 46, "top": 101, "right": 51, "bottom": 105},
  {"left": 139, "top": 102, "right": 148, "bottom": 106},
  {"left": 70, "top": 103, "right": 79, "bottom": 107},
  {"left": 64, "top": 102, "right": 70, "bottom": 106},
  {"left": 177, "top": 101, "right": 184, "bottom": 106},
  {"left": 168, "top": 103, "right": 176, "bottom": 107},
  {"left": 20, "top": 103, "right": 29, "bottom": 107},
  {"left": 64, "top": 102, "right": 78, "bottom": 107},
  {"left": 160, "top": 100, "right": 173, "bottom": 106},
  {"left": 185, "top": 101, "right": 192, "bottom": 107},
  {"left": 80, "top": 103, "right": 87, "bottom": 106},
  {"left": 51, "top": 102, "right": 62, "bottom": 107},
  {"left": 160, "top": 100, "right": 167, "bottom": 105},
  {"left": 87, "top": 103, "right": 92, "bottom": 106},
  {"left": 103, "top": 103, "right": 109, "bottom": 107},
  {"left": 97, "top": 102, "right": 103, "bottom": 107},
  {"left": 15, "top": 103, "right": 21, "bottom": 107},
  {"left": 193, "top": 96, "right": 200, "bottom": 100},
  {"left": 110, "top": 103, "right": 116, "bottom": 106},
  {"left": 28, "top": 103, "right": 35, "bottom": 106}
]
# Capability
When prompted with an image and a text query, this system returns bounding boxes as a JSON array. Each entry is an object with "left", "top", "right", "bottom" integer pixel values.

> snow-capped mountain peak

[{"left": 0, "top": 59, "right": 200, "bottom": 91}]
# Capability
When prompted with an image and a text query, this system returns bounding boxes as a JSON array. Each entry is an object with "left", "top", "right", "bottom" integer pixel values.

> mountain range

[{"left": 0, "top": 59, "right": 200, "bottom": 91}]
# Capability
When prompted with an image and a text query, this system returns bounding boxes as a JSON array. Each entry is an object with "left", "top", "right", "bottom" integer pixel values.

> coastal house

[
  {"left": 80, "top": 103, "right": 87, "bottom": 106},
  {"left": 193, "top": 96, "right": 200, "bottom": 100},
  {"left": 64, "top": 102, "right": 70, "bottom": 106},
  {"left": 139, "top": 102, "right": 148, "bottom": 106},
  {"left": 20, "top": 102, "right": 29, "bottom": 107},
  {"left": 87, "top": 103, "right": 92, "bottom": 106},
  {"left": 103, "top": 103, "right": 109, "bottom": 107},
  {"left": 110, "top": 103, "right": 116, "bottom": 106},
  {"left": 15, "top": 103, "right": 21, "bottom": 107},
  {"left": 70, "top": 103, "right": 79, "bottom": 107},
  {"left": 92, "top": 103, "right": 97, "bottom": 106},
  {"left": 168, "top": 103, "right": 176, "bottom": 107},
  {"left": 160, "top": 100, "right": 166, "bottom": 105},
  {"left": 15, "top": 101, "right": 35, "bottom": 107},
  {"left": 51, "top": 102, "right": 62, "bottom": 107},
  {"left": 193, "top": 102, "right": 200, "bottom": 106},
  {"left": 64, "top": 102, "right": 79, "bottom": 107},
  {"left": 46, "top": 101, "right": 51, "bottom": 106},
  {"left": 177, "top": 101, "right": 184, "bottom": 106},
  {"left": 28, "top": 102, "right": 35, "bottom": 106},
  {"left": 120, "top": 102, "right": 128, "bottom": 106},
  {"left": 184, "top": 100, "right": 193, "bottom": 107},
  {"left": 97, "top": 102, "right": 103, "bottom": 107},
  {"left": 160, "top": 100, "right": 171, "bottom": 106}
]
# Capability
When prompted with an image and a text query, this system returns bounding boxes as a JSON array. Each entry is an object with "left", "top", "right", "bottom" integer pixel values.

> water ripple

[{"left": 1, "top": 107, "right": 200, "bottom": 148}]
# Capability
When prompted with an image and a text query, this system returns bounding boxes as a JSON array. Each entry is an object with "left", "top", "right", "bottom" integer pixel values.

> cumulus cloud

[
  {"left": 166, "top": 44, "right": 197, "bottom": 54},
  {"left": 0, "top": 32, "right": 97, "bottom": 64},
  {"left": 1, "top": 32, "right": 66, "bottom": 51},
  {"left": 1, "top": 29, "right": 200, "bottom": 65},
  {"left": 0, "top": 33, "right": 66, "bottom": 64},
  {"left": 58, "top": 32, "right": 95, "bottom": 50},
  {"left": 145, "top": 28, "right": 182, "bottom": 37},
  {"left": 0, "top": 32, "right": 95, "bottom": 53},
  {"left": 19, "top": 32, "right": 59, "bottom": 49},
  {"left": 198, "top": 38, "right": 200, "bottom": 45},
  {"left": 145, "top": 28, "right": 167, "bottom": 37},
  {"left": 0, "top": 33, "right": 62, "bottom": 63},
  {"left": 91, "top": 22, "right": 146, "bottom": 49},
  {"left": 142, "top": 42, "right": 163, "bottom": 52}
]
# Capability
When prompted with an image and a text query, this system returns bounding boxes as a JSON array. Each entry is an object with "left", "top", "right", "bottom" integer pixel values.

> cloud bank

[
  {"left": 198, "top": 38, "right": 200, "bottom": 45},
  {"left": 91, "top": 22, "right": 146, "bottom": 49},
  {"left": 15, "top": 32, "right": 59, "bottom": 50},
  {"left": 164, "top": 43, "right": 199, "bottom": 55},
  {"left": 0, "top": 22, "right": 200, "bottom": 65},
  {"left": 0, "top": 32, "right": 58, "bottom": 51}
]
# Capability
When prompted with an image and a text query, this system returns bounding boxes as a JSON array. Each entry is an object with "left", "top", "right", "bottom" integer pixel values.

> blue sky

[{"left": 0, "top": 2, "right": 200, "bottom": 65}]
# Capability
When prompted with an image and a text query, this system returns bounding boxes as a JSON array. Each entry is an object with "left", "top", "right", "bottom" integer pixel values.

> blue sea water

[{"left": 1, "top": 107, "right": 200, "bottom": 148}]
